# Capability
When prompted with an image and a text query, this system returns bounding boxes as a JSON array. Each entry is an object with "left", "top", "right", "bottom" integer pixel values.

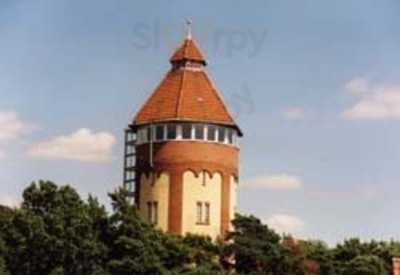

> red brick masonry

[
  {"left": 393, "top": 258, "right": 400, "bottom": 275},
  {"left": 136, "top": 141, "right": 239, "bottom": 236}
]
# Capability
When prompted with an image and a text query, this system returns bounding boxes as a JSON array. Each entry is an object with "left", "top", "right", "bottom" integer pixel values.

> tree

[
  {"left": 342, "top": 255, "right": 388, "bottom": 275},
  {"left": 106, "top": 188, "right": 169, "bottom": 274},
  {"left": 281, "top": 236, "right": 319, "bottom": 275},
  {"left": 0, "top": 205, "right": 12, "bottom": 274},
  {"left": 331, "top": 238, "right": 398, "bottom": 275},
  {"left": 106, "top": 188, "right": 225, "bottom": 274},
  {"left": 180, "top": 234, "right": 224, "bottom": 274},
  {"left": 302, "top": 240, "right": 335, "bottom": 275},
  {"left": 2, "top": 180, "right": 108, "bottom": 275},
  {"left": 0, "top": 205, "right": 13, "bottom": 224},
  {"left": 0, "top": 236, "right": 9, "bottom": 275},
  {"left": 3, "top": 180, "right": 400, "bottom": 275},
  {"left": 223, "top": 214, "right": 290, "bottom": 275}
]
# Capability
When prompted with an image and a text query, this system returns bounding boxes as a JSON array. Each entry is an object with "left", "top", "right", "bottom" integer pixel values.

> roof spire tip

[{"left": 185, "top": 18, "right": 192, "bottom": 40}]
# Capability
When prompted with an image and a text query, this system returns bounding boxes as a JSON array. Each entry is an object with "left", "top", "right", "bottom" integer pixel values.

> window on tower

[
  {"left": 155, "top": 125, "right": 165, "bottom": 141},
  {"left": 127, "top": 131, "right": 135, "bottom": 142},
  {"left": 167, "top": 124, "right": 177, "bottom": 139},
  {"left": 218, "top": 126, "right": 226, "bottom": 143},
  {"left": 207, "top": 125, "right": 216, "bottom": 141},
  {"left": 182, "top": 124, "right": 192, "bottom": 139},
  {"left": 136, "top": 127, "right": 148, "bottom": 144},
  {"left": 142, "top": 128, "right": 148, "bottom": 143},
  {"left": 135, "top": 124, "right": 238, "bottom": 147},
  {"left": 204, "top": 203, "right": 210, "bottom": 224},
  {"left": 194, "top": 124, "right": 204, "bottom": 140},
  {"left": 196, "top": 201, "right": 210, "bottom": 225},
  {"left": 227, "top": 129, "right": 234, "bottom": 144},
  {"left": 147, "top": 201, "right": 158, "bottom": 225},
  {"left": 196, "top": 202, "right": 202, "bottom": 224}
]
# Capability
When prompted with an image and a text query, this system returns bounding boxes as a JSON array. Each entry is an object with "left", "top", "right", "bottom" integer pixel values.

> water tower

[{"left": 123, "top": 25, "right": 242, "bottom": 239}]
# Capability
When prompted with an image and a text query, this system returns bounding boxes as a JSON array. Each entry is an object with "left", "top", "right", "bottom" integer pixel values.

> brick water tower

[{"left": 123, "top": 24, "right": 242, "bottom": 239}]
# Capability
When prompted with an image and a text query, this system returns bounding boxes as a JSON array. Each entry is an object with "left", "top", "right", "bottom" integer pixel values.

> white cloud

[
  {"left": 0, "top": 111, "right": 33, "bottom": 142},
  {"left": 264, "top": 214, "right": 305, "bottom": 235},
  {"left": 282, "top": 107, "right": 306, "bottom": 120},
  {"left": 244, "top": 174, "right": 303, "bottom": 190},
  {"left": 0, "top": 195, "right": 20, "bottom": 208},
  {"left": 345, "top": 77, "right": 370, "bottom": 95},
  {"left": 28, "top": 128, "right": 115, "bottom": 162},
  {"left": 343, "top": 78, "right": 400, "bottom": 120}
]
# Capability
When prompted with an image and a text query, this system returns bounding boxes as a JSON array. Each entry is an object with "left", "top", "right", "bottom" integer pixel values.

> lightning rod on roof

[{"left": 185, "top": 18, "right": 192, "bottom": 39}]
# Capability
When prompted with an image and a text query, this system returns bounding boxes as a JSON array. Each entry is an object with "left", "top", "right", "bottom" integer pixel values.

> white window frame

[
  {"left": 190, "top": 124, "right": 195, "bottom": 140},
  {"left": 134, "top": 124, "right": 239, "bottom": 148},
  {"left": 177, "top": 124, "right": 182, "bottom": 140},
  {"left": 164, "top": 124, "right": 167, "bottom": 140},
  {"left": 149, "top": 125, "right": 154, "bottom": 142},
  {"left": 196, "top": 201, "right": 210, "bottom": 225}
]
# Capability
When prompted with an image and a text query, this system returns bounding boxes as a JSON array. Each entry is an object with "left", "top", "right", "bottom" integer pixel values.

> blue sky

[{"left": 1, "top": 0, "right": 400, "bottom": 244}]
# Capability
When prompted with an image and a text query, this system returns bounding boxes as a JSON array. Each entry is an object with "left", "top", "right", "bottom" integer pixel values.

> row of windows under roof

[{"left": 135, "top": 123, "right": 239, "bottom": 146}]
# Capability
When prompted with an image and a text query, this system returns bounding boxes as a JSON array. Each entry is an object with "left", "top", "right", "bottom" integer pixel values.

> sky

[{"left": 1, "top": 0, "right": 400, "bottom": 244}]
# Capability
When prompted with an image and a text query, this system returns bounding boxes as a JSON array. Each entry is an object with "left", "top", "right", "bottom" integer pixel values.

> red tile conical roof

[{"left": 132, "top": 36, "right": 241, "bottom": 134}]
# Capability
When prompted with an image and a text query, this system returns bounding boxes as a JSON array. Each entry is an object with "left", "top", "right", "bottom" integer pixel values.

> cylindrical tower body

[{"left": 124, "top": 33, "right": 242, "bottom": 239}]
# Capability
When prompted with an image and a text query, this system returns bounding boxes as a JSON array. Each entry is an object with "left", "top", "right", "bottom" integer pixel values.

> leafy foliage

[
  {"left": 222, "top": 214, "right": 288, "bottom": 274},
  {"left": 1, "top": 181, "right": 108, "bottom": 274},
  {"left": 1, "top": 180, "right": 399, "bottom": 275},
  {"left": 342, "top": 255, "right": 389, "bottom": 275}
]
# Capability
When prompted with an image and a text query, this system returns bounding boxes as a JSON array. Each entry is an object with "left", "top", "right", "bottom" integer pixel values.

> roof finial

[{"left": 185, "top": 18, "right": 192, "bottom": 40}]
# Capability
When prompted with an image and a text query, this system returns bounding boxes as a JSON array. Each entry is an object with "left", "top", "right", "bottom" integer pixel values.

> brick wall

[{"left": 393, "top": 258, "right": 400, "bottom": 275}]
